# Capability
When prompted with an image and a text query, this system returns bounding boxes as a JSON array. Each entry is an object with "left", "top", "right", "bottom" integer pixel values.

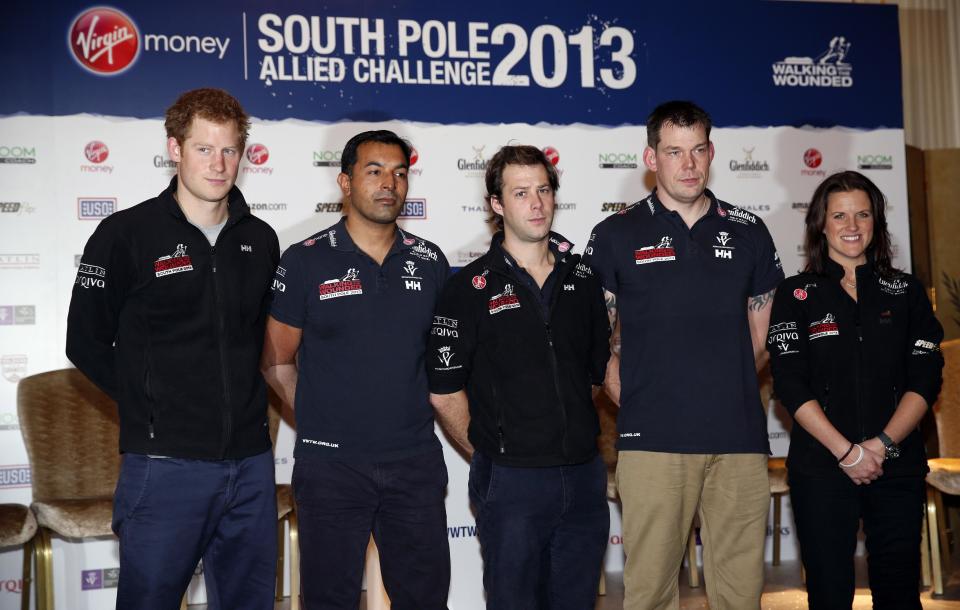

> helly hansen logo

[
  {"left": 405, "top": 280, "right": 422, "bottom": 291},
  {"left": 714, "top": 231, "right": 734, "bottom": 259},
  {"left": 240, "top": 244, "right": 252, "bottom": 253},
  {"left": 563, "top": 284, "right": 575, "bottom": 291}
]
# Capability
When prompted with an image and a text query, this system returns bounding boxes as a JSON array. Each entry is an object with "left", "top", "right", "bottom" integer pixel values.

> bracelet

[
  {"left": 838, "top": 444, "right": 864, "bottom": 469},
  {"left": 837, "top": 443, "right": 855, "bottom": 463}
]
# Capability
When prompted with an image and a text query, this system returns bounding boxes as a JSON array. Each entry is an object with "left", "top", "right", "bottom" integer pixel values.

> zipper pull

[
  {"left": 545, "top": 324, "right": 554, "bottom": 347},
  {"left": 498, "top": 427, "right": 505, "bottom": 454}
]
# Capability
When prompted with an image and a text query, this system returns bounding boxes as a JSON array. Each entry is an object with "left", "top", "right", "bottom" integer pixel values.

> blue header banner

[{"left": 5, "top": 1, "right": 902, "bottom": 128}]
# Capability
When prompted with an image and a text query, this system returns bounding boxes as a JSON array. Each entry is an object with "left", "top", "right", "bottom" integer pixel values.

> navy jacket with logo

[
  {"left": 767, "top": 259, "right": 944, "bottom": 478},
  {"left": 427, "top": 232, "right": 610, "bottom": 467},
  {"left": 66, "top": 177, "right": 280, "bottom": 460}
]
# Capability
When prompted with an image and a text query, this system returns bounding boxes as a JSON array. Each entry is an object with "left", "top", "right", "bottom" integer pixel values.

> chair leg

[
  {"left": 276, "top": 516, "right": 286, "bottom": 602},
  {"left": 922, "top": 506, "right": 932, "bottom": 588},
  {"left": 687, "top": 524, "right": 700, "bottom": 588},
  {"left": 598, "top": 567, "right": 606, "bottom": 596},
  {"left": 773, "top": 493, "right": 782, "bottom": 567},
  {"left": 35, "top": 528, "right": 53, "bottom": 610},
  {"left": 21, "top": 537, "right": 33, "bottom": 610},
  {"left": 289, "top": 511, "right": 300, "bottom": 610},
  {"left": 936, "top": 488, "right": 951, "bottom": 568},
  {"left": 928, "top": 486, "right": 945, "bottom": 596}
]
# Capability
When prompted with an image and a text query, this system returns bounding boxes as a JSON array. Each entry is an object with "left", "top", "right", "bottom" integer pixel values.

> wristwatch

[{"left": 878, "top": 432, "right": 901, "bottom": 459}]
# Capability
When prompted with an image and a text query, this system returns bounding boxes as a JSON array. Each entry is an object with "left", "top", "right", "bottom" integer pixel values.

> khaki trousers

[{"left": 617, "top": 451, "right": 769, "bottom": 610}]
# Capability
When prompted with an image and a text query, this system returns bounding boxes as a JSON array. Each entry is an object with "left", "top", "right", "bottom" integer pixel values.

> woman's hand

[{"left": 838, "top": 443, "right": 884, "bottom": 484}]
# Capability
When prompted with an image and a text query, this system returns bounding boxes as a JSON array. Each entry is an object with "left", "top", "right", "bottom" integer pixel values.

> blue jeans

[
  {"left": 469, "top": 451, "right": 610, "bottom": 610},
  {"left": 293, "top": 448, "right": 451, "bottom": 610},
  {"left": 112, "top": 451, "right": 277, "bottom": 610}
]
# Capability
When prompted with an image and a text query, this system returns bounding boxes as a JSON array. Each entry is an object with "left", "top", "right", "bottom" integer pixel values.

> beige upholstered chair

[
  {"left": 925, "top": 338, "right": 960, "bottom": 594},
  {"left": 0, "top": 503, "right": 38, "bottom": 610},
  {"left": 17, "top": 368, "right": 120, "bottom": 610}
]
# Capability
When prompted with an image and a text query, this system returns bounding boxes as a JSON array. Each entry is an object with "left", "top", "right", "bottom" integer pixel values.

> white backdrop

[{"left": 0, "top": 113, "right": 908, "bottom": 608}]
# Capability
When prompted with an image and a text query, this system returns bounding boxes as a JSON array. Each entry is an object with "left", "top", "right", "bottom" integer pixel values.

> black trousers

[
  {"left": 293, "top": 448, "right": 451, "bottom": 610},
  {"left": 790, "top": 472, "right": 925, "bottom": 610}
]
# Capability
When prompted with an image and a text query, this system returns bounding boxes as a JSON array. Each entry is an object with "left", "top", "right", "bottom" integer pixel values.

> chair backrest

[
  {"left": 17, "top": 369, "right": 120, "bottom": 502},
  {"left": 934, "top": 339, "right": 960, "bottom": 457}
]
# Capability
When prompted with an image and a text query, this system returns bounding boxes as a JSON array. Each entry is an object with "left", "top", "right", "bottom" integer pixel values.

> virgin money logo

[
  {"left": 84, "top": 141, "right": 109, "bottom": 164},
  {"left": 801, "top": 148, "right": 826, "bottom": 177},
  {"left": 246, "top": 144, "right": 269, "bottom": 165},
  {"left": 408, "top": 145, "right": 422, "bottom": 176},
  {"left": 68, "top": 7, "right": 140, "bottom": 76},
  {"left": 542, "top": 146, "right": 560, "bottom": 166}
]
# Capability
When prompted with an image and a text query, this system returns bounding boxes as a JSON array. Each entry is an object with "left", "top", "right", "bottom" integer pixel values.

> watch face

[{"left": 886, "top": 445, "right": 901, "bottom": 459}]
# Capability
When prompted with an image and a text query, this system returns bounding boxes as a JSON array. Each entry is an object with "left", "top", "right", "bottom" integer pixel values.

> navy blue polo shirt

[
  {"left": 583, "top": 189, "right": 784, "bottom": 454},
  {"left": 270, "top": 217, "right": 449, "bottom": 461}
]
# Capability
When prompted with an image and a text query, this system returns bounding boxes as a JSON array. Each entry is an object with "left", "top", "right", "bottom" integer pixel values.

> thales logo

[
  {"left": 772, "top": 37, "right": 853, "bottom": 88},
  {"left": 84, "top": 141, "right": 109, "bottom": 163},
  {"left": 68, "top": 7, "right": 141, "bottom": 76}
]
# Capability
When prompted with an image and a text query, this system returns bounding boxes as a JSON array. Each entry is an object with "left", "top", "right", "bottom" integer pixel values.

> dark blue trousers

[
  {"left": 112, "top": 451, "right": 277, "bottom": 610},
  {"left": 293, "top": 448, "right": 451, "bottom": 610},
  {"left": 790, "top": 473, "right": 925, "bottom": 610},
  {"left": 469, "top": 451, "right": 610, "bottom": 610}
]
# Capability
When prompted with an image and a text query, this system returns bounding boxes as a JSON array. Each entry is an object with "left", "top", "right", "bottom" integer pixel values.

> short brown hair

[
  {"left": 484, "top": 145, "right": 560, "bottom": 231},
  {"left": 646, "top": 100, "right": 711, "bottom": 149},
  {"left": 164, "top": 88, "right": 250, "bottom": 146}
]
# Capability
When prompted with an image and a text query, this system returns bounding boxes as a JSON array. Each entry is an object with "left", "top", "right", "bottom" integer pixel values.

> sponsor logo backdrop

[{"left": 0, "top": 1, "right": 905, "bottom": 608}]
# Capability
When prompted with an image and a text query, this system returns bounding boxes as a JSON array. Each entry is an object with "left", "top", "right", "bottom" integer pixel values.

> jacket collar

[
  {"left": 326, "top": 216, "right": 419, "bottom": 256},
  {"left": 646, "top": 188, "right": 723, "bottom": 219},
  {"left": 825, "top": 256, "right": 875, "bottom": 281},
  {"left": 159, "top": 176, "right": 251, "bottom": 223},
  {"left": 486, "top": 231, "right": 575, "bottom": 273}
]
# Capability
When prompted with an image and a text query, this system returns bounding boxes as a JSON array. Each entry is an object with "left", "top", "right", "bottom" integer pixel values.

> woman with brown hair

[{"left": 767, "top": 170, "right": 944, "bottom": 608}]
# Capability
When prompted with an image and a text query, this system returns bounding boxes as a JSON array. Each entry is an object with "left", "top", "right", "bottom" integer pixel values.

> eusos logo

[{"left": 68, "top": 7, "right": 141, "bottom": 76}]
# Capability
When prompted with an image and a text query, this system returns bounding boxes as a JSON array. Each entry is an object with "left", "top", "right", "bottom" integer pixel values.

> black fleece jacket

[
  {"left": 66, "top": 177, "right": 279, "bottom": 460},
  {"left": 428, "top": 233, "right": 610, "bottom": 467},
  {"left": 767, "top": 259, "right": 943, "bottom": 478}
]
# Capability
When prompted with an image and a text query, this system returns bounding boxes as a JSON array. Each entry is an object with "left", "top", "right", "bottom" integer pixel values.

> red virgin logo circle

[
  {"left": 409, "top": 146, "right": 419, "bottom": 166},
  {"left": 68, "top": 7, "right": 140, "bottom": 76},
  {"left": 803, "top": 148, "right": 822, "bottom": 169},
  {"left": 543, "top": 146, "right": 560, "bottom": 166},
  {"left": 246, "top": 144, "right": 269, "bottom": 165},
  {"left": 84, "top": 141, "right": 109, "bottom": 163}
]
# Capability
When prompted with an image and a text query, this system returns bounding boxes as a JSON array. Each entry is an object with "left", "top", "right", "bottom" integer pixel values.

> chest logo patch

[
  {"left": 154, "top": 244, "right": 194, "bottom": 278},
  {"left": 808, "top": 313, "right": 840, "bottom": 340},
  {"left": 878, "top": 277, "right": 907, "bottom": 296},
  {"left": 319, "top": 268, "right": 363, "bottom": 300},
  {"left": 489, "top": 283, "right": 521, "bottom": 315},
  {"left": 472, "top": 273, "right": 487, "bottom": 289},
  {"left": 635, "top": 236, "right": 676, "bottom": 265},
  {"left": 714, "top": 231, "right": 734, "bottom": 259}
]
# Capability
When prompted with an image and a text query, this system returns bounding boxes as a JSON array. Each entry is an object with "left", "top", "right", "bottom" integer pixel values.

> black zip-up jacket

[
  {"left": 767, "top": 259, "right": 944, "bottom": 478},
  {"left": 66, "top": 177, "right": 280, "bottom": 460},
  {"left": 427, "top": 232, "right": 610, "bottom": 467}
]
